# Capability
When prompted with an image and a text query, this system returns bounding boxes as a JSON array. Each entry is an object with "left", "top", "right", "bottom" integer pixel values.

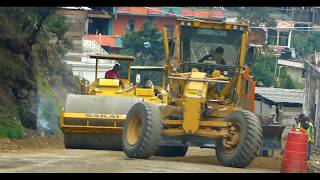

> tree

[
  {"left": 292, "top": 31, "right": 320, "bottom": 58},
  {"left": 252, "top": 54, "right": 277, "bottom": 87},
  {"left": 46, "top": 14, "right": 73, "bottom": 58},
  {"left": 0, "top": 7, "right": 71, "bottom": 56},
  {"left": 121, "top": 20, "right": 164, "bottom": 66},
  {"left": 274, "top": 67, "right": 304, "bottom": 89}
]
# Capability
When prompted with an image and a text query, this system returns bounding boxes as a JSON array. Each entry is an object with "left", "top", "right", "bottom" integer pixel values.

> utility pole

[
  {"left": 278, "top": 66, "right": 283, "bottom": 87},
  {"left": 316, "top": 79, "right": 320, "bottom": 148},
  {"left": 273, "top": 57, "right": 279, "bottom": 87},
  {"left": 312, "top": 7, "right": 315, "bottom": 25}
]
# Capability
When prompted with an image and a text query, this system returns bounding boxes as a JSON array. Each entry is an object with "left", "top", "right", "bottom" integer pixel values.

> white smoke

[{"left": 36, "top": 95, "right": 52, "bottom": 133}]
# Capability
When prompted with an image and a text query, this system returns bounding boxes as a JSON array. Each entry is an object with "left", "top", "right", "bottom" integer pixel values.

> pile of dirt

[
  {"left": 0, "top": 131, "right": 64, "bottom": 153},
  {"left": 308, "top": 148, "right": 320, "bottom": 173},
  {"left": 152, "top": 148, "right": 282, "bottom": 171}
]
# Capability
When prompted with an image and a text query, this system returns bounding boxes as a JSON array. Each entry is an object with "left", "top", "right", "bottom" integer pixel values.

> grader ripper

[
  {"left": 60, "top": 54, "right": 168, "bottom": 150},
  {"left": 122, "top": 20, "right": 263, "bottom": 168}
]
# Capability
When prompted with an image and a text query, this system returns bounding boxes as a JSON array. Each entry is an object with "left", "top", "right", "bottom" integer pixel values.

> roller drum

[{"left": 63, "top": 94, "right": 143, "bottom": 150}]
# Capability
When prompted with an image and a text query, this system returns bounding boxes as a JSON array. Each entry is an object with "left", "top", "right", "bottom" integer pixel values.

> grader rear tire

[
  {"left": 154, "top": 146, "right": 188, "bottom": 157},
  {"left": 123, "top": 102, "right": 162, "bottom": 159},
  {"left": 216, "top": 110, "right": 262, "bottom": 168}
]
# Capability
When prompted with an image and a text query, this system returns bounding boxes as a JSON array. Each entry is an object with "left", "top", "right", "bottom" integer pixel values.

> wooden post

[
  {"left": 276, "top": 30, "right": 280, "bottom": 47},
  {"left": 303, "top": 68, "right": 310, "bottom": 114},
  {"left": 95, "top": 58, "right": 98, "bottom": 81},
  {"left": 309, "top": 76, "right": 317, "bottom": 121}
]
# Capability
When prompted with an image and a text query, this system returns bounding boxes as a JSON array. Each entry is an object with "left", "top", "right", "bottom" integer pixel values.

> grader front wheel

[
  {"left": 123, "top": 102, "right": 163, "bottom": 159},
  {"left": 216, "top": 110, "right": 262, "bottom": 168}
]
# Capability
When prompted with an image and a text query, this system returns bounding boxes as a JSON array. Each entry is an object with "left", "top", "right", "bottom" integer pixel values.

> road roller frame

[
  {"left": 122, "top": 20, "right": 264, "bottom": 168},
  {"left": 80, "top": 54, "right": 168, "bottom": 104}
]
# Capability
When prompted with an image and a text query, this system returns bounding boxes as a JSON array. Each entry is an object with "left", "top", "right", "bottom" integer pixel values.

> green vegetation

[
  {"left": 292, "top": 31, "right": 320, "bottom": 58},
  {"left": 0, "top": 47, "right": 29, "bottom": 139},
  {"left": 252, "top": 54, "right": 303, "bottom": 89},
  {"left": 252, "top": 54, "right": 277, "bottom": 87},
  {"left": 0, "top": 88, "right": 26, "bottom": 139},
  {"left": 46, "top": 14, "right": 73, "bottom": 58},
  {"left": 0, "top": 115, "right": 25, "bottom": 139},
  {"left": 274, "top": 67, "right": 304, "bottom": 89},
  {"left": 121, "top": 20, "right": 164, "bottom": 66}
]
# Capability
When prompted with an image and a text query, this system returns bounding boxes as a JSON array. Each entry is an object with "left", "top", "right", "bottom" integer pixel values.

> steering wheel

[
  {"left": 179, "top": 62, "right": 237, "bottom": 77},
  {"left": 179, "top": 62, "right": 207, "bottom": 73}
]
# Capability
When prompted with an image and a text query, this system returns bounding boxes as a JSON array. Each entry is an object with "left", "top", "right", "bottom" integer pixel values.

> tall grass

[{"left": 0, "top": 114, "right": 25, "bottom": 139}]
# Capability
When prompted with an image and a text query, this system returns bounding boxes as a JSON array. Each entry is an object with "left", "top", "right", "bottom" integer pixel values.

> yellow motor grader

[
  {"left": 60, "top": 54, "right": 168, "bottom": 150},
  {"left": 121, "top": 20, "right": 263, "bottom": 168}
]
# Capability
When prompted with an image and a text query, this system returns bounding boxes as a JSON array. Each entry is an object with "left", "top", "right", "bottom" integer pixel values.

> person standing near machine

[{"left": 294, "top": 113, "right": 315, "bottom": 160}]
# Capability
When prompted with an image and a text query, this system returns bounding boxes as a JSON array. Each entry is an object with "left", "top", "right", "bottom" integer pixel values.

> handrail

[{"left": 82, "top": 37, "right": 117, "bottom": 64}]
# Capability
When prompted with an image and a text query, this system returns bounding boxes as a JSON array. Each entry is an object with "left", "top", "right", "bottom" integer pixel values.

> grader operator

[{"left": 121, "top": 20, "right": 263, "bottom": 168}]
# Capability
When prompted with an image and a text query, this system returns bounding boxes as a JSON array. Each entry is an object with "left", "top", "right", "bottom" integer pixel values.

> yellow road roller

[{"left": 60, "top": 54, "right": 167, "bottom": 150}]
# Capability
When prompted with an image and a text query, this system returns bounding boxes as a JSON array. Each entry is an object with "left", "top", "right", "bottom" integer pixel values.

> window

[
  {"left": 164, "top": 24, "right": 174, "bottom": 39},
  {"left": 267, "top": 29, "right": 277, "bottom": 46},
  {"left": 126, "top": 20, "right": 135, "bottom": 32},
  {"left": 302, "top": 69, "right": 306, "bottom": 78},
  {"left": 180, "top": 26, "right": 242, "bottom": 65},
  {"left": 88, "top": 18, "right": 109, "bottom": 35},
  {"left": 279, "top": 31, "right": 289, "bottom": 46}
]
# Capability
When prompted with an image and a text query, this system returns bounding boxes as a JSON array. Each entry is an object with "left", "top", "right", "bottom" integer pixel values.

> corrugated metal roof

[
  {"left": 255, "top": 87, "right": 304, "bottom": 104},
  {"left": 61, "top": 7, "right": 92, "bottom": 11}
]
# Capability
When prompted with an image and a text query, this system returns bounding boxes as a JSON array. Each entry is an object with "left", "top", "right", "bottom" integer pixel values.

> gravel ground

[{"left": 0, "top": 135, "right": 283, "bottom": 173}]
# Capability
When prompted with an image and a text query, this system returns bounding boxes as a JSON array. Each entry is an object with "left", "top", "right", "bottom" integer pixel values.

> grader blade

[
  {"left": 61, "top": 94, "right": 143, "bottom": 150},
  {"left": 259, "top": 125, "right": 285, "bottom": 157}
]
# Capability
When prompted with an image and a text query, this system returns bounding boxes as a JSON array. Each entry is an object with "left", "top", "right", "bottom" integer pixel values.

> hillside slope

[{"left": 0, "top": 7, "right": 80, "bottom": 138}]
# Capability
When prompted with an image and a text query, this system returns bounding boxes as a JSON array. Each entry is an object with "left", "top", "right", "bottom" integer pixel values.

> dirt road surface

[{"left": 0, "top": 136, "right": 281, "bottom": 173}]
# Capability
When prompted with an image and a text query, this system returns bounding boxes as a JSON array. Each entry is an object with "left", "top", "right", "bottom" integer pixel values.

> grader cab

[
  {"left": 121, "top": 20, "right": 263, "bottom": 168},
  {"left": 60, "top": 54, "right": 167, "bottom": 150}
]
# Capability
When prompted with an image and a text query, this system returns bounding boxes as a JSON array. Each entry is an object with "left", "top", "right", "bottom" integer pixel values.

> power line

[
  {"left": 145, "top": 7, "right": 320, "bottom": 32},
  {"left": 252, "top": 26, "right": 320, "bottom": 32},
  {"left": 252, "top": 26, "right": 319, "bottom": 29},
  {"left": 144, "top": 7, "right": 212, "bottom": 23}
]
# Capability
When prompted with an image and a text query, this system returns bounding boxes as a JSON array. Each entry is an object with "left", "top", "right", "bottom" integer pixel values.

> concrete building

[
  {"left": 57, "top": 7, "right": 115, "bottom": 82},
  {"left": 85, "top": 7, "right": 225, "bottom": 53},
  {"left": 276, "top": 58, "right": 305, "bottom": 84},
  {"left": 267, "top": 21, "right": 295, "bottom": 55},
  {"left": 56, "top": 7, "right": 91, "bottom": 62}
]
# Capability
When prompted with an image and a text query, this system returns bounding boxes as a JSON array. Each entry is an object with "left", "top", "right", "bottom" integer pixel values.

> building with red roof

[{"left": 84, "top": 7, "right": 225, "bottom": 53}]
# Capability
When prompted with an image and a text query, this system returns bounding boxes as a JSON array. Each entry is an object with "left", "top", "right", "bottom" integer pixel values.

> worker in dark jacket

[
  {"left": 105, "top": 64, "right": 124, "bottom": 88},
  {"left": 199, "top": 47, "right": 226, "bottom": 65}
]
